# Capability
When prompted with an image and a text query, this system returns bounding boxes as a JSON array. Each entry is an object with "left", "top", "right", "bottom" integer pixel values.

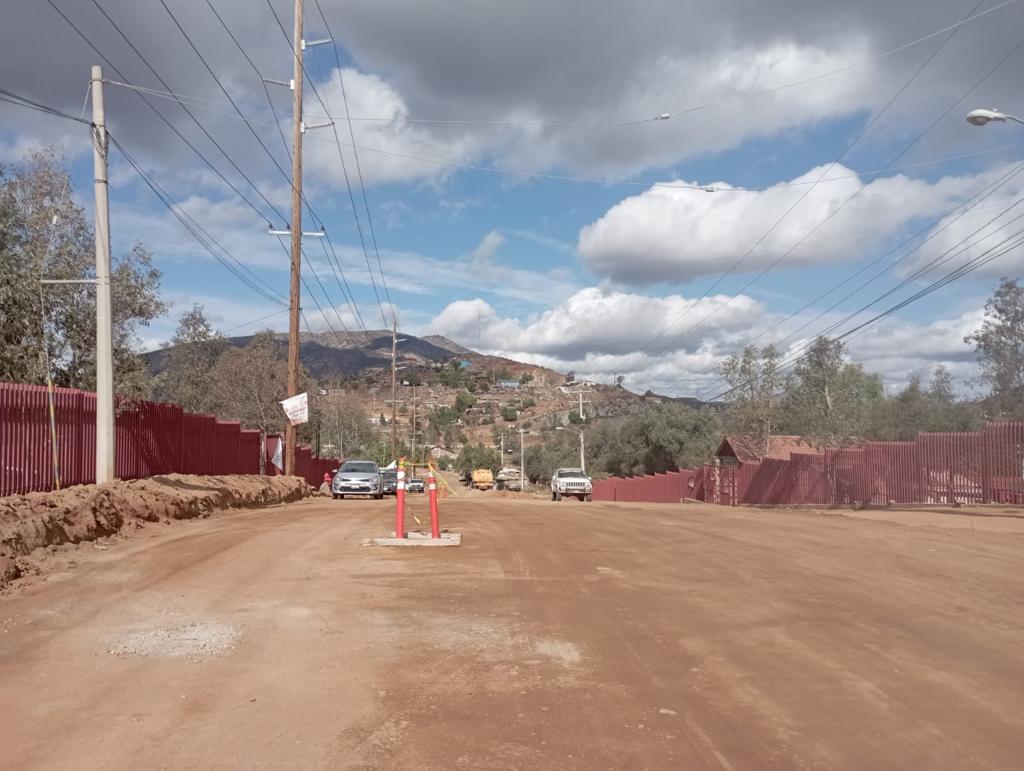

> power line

[
  {"left": 109, "top": 135, "right": 288, "bottom": 306},
  {"left": 264, "top": 0, "right": 391, "bottom": 329},
  {"left": 76, "top": 1, "right": 1018, "bottom": 130},
  {"left": 46, "top": 0, "right": 280, "bottom": 225},
  {"left": 701, "top": 198, "right": 1024, "bottom": 402},
  {"left": 87, "top": 0, "right": 289, "bottom": 224},
  {"left": 313, "top": 0, "right": 395, "bottom": 323},
  {"left": 193, "top": 0, "right": 369, "bottom": 332},
  {"left": 642, "top": 0, "right": 995, "bottom": 358}
]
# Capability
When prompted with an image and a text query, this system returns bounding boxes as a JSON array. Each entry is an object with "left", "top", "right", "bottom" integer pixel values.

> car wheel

[
  {"left": 554, "top": 492, "right": 562, "bottom": 501},
  {"left": 374, "top": 493, "right": 383, "bottom": 500},
  {"left": 584, "top": 494, "right": 592, "bottom": 502},
  {"left": 550, "top": 491, "right": 556, "bottom": 501}
]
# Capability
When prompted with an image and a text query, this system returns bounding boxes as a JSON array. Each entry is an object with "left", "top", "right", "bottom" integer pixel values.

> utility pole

[
  {"left": 283, "top": 0, "right": 305, "bottom": 477},
  {"left": 520, "top": 428, "right": 527, "bottom": 493},
  {"left": 91, "top": 65, "right": 114, "bottom": 484},
  {"left": 569, "top": 386, "right": 591, "bottom": 473},
  {"left": 410, "top": 380, "right": 417, "bottom": 473},
  {"left": 390, "top": 318, "right": 398, "bottom": 460}
]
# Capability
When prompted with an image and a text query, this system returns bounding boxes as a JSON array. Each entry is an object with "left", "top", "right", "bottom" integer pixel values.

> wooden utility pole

[
  {"left": 284, "top": 0, "right": 305, "bottom": 477},
  {"left": 390, "top": 318, "right": 398, "bottom": 461}
]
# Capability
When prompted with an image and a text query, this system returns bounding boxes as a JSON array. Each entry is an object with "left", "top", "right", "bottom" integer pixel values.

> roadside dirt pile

[{"left": 0, "top": 474, "right": 309, "bottom": 585}]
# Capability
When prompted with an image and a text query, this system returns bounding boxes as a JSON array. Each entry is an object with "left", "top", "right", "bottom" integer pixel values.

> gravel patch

[{"left": 108, "top": 620, "right": 239, "bottom": 657}]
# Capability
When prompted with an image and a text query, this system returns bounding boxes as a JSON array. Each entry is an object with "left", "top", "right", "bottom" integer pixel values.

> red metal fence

[
  {"left": 1, "top": 382, "right": 339, "bottom": 496},
  {"left": 591, "top": 423, "right": 1024, "bottom": 507}
]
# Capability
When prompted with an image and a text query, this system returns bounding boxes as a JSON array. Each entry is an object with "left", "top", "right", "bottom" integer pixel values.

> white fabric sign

[{"left": 280, "top": 392, "right": 309, "bottom": 426}]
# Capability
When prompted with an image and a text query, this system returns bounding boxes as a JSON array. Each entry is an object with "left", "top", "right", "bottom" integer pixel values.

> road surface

[{"left": 2, "top": 495, "right": 1024, "bottom": 769}]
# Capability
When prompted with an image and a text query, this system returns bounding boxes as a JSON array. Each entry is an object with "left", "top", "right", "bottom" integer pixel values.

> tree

[
  {"left": 209, "top": 331, "right": 291, "bottom": 432},
  {"left": 780, "top": 337, "right": 883, "bottom": 449},
  {"left": 501, "top": 406, "right": 518, "bottom": 421},
  {"left": 455, "top": 443, "right": 500, "bottom": 473},
  {"left": 966, "top": 278, "right": 1024, "bottom": 418},
  {"left": 720, "top": 344, "right": 783, "bottom": 456},
  {"left": 454, "top": 390, "right": 477, "bottom": 413},
  {"left": 0, "top": 151, "right": 165, "bottom": 398},
  {"left": 568, "top": 409, "right": 584, "bottom": 425},
  {"left": 519, "top": 371, "right": 534, "bottom": 385},
  {"left": 158, "top": 305, "right": 228, "bottom": 412}
]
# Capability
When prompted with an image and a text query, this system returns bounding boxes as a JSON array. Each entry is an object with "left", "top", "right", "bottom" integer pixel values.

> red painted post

[
  {"left": 395, "top": 460, "right": 407, "bottom": 539},
  {"left": 427, "top": 469, "right": 440, "bottom": 539}
]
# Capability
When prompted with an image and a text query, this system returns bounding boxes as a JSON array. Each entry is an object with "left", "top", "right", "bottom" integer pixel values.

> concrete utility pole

[
  {"left": 520, "top": 428, "right": 527, "bottom": 493},
  {"left": 410, "top": 380, "right": 417, "bottom": 473},
  {"left": 569, "top": 387, "right": 591, "bottom": 473},
  {"left": 390, "top": 318, "right": 398, "bottom": 460},
  {"left": 91, "top": 65, "right": 115, "bottom": 484},
  {"left": 283, "top": 0, "right": 305, "bottom": 477}
]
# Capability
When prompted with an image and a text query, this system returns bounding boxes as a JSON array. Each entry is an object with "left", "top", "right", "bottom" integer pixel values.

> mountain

[{"left": 144, "top": 332, "right": 468, "bottom": 380}]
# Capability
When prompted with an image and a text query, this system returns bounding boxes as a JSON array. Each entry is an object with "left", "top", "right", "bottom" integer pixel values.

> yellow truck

[{"left": 471, "top": 468, "right": 495, "bottom": 491}]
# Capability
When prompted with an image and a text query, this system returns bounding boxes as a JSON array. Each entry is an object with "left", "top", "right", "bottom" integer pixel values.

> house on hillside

[{"left": 715, "top": 435, "right": 817, "bottom": 465}]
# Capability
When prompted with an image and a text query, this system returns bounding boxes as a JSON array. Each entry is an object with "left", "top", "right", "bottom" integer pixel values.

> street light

[
  {"left": 966, "top": 108, "right": 1024, "bottom": 126},
  {"left": 555, "top": 426, "right": 586, "bottom": 473}
]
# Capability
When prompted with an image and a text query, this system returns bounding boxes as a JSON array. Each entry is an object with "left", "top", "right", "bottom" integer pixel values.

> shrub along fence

[
  {"left": 0, "top": 382, "right": 338, "bottom": 496},
  {"left": 592, "top": 422, "right": 1024, "bottom": 507}
]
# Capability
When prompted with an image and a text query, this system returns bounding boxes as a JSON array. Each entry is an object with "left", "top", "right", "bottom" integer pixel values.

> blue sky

[{"left": 3, "top": 0, "right": 1024, "bottom": 397}]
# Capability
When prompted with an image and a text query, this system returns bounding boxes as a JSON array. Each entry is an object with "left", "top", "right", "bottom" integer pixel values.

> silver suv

[
  {"left": 332, "top": 460, "right": 383, "bottom": 500},
  {"left": 550, "top": 468, "right": 592, "bottom": 502}
]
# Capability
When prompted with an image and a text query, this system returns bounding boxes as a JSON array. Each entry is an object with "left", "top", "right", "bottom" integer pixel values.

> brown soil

[
  {"left": 0, "top": 475, "right": 309, "bottom": 588},
  {"left": 2, "top": 497, "right": 1024, "bottom": 768}
]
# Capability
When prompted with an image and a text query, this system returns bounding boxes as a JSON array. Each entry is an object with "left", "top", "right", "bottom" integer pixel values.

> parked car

[
  {"left": 406, "top": 478, "right": 425, "bottom": 493},
  {"left": 550, "top": 468, "right": 592, "bottom": 502},
  {"left": 332, "top": 459, "right": 383, "bottom": 499},
  {"left": 381, "top": 469, "right": 398, "bottom": 495}
]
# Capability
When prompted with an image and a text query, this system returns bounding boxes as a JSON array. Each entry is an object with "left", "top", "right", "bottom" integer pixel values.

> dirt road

[{"left": 2, "top": 496, "right": 1024, "bottom": 769}]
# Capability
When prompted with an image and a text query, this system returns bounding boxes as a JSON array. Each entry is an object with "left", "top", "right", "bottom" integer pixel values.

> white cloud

[
  {"left": 577, "top": 164, "right": 1005, "bottom": 284},
  {"left": 427, "top": 286, "right": 984, "bottom": 396}
]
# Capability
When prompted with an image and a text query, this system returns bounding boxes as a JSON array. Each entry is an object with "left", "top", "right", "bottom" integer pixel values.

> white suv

[{"left": 550, "top": 468, "right": 592, "bottom": 502}]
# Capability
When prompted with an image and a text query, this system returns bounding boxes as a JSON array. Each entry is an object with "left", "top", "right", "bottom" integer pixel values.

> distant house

[
  {"left": 715, "top": 435, "right": 817, "bottom": 465},
  {"left": 498, "top": 379, "right": 521, "bottom": 389},
  {"left": 458, "top": 359, "right": 472, "bottom": 369},
  {"left": 429, "top": 445, "right": 457, "bottom": 460}
]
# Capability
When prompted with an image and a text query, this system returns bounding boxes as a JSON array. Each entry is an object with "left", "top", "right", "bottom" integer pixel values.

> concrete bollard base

[{"left": 364, "top": 531, "right": 462, "bottom": 547}]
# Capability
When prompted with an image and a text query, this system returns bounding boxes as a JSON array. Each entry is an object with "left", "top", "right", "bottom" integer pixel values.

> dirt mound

[{"left": 0, "top": 474, "right": 309, "bottom": 586}]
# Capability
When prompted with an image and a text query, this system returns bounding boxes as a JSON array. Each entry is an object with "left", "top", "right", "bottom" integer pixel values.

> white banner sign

[{"left": 280, "top": 392, "right": 309, "bottom": 426}]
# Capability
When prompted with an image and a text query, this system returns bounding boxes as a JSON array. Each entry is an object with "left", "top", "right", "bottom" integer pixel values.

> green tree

[
  {"left": 519, "top": 371, "right": 534, "bottom": 385},
  {"left": 966, "top": 278, "right": 1024, "bottom": 418},
  {"left": 454, "top": 390, "right": 477, "bottom": 413},
  {"left": 158, "top": 305, "right": 228, "bottom": 412},
  {"left": 455, "top": 443, "right": 500, "bottom": 473},
  {"left": 0, "top": 151, "right": 165, "bottom": 398},
  {"left": 719, "top": 344, "right": 783, "bottom": 456},
  {"left": 501, "top": 406, "right": 518, "bottom": 421},
  {"left": 780, "top": 337, "right": 883, "bottom": 449}
]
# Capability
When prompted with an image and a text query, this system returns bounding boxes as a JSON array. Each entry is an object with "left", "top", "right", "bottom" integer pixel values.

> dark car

[{"left": 381, "top": 469, "right": 398, "bottom": 495}]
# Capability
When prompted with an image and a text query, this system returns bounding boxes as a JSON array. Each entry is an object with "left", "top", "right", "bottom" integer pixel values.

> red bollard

[
  {"left": 427, "top": 470, "right": 440, "bottom": 539},
  {"left": 395, "top": 461, "right": 406, "bottom": 539}
]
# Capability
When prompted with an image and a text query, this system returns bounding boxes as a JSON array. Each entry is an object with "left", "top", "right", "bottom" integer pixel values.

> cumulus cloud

[
  {"left": 426, "top": 287, "right": 982, "bottom": 396},
  {"left": 429, "top": 286, "right": 764, "bottom": 359},
  {"left": 577, "top": 165, "right": 1009, "bottom": 284}
]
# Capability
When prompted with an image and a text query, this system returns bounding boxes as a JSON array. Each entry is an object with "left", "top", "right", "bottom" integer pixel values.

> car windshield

[
  {"left": 382, "top": 470, "right": 397, "bottom": 478},
  {"left": 558, "top": 470, "right": 587, "bottom": 478},
  {"left": 340, "top": 461, "right": 377, "bottom": 474},
  {"left": 410, "top": 479, "right": 423, "bottom": 484}
]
